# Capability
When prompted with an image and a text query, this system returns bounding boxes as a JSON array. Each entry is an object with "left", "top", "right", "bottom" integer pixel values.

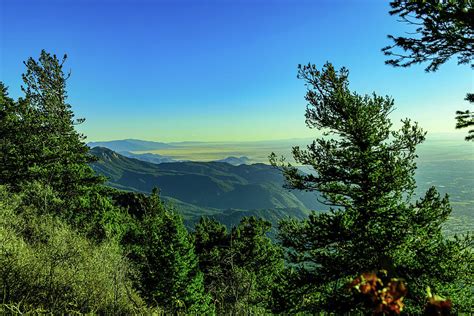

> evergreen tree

[
  {"left": 0, "top": 84, "right": 35, "bottom": 187},
  {"left": 194, "top": 216, "right": 228, "bottom": 308},
  {"left": 194, "top": 216, "right": 283, "bottom": 314},
  {"left": 270, "top": 63, "right": 473, "bottom": 313},
  {"left": 132, "top": 190, "right": 212, "bottom": 314},
  {"left": 0, "top": 50, "right": 101, "bottom": 196}
]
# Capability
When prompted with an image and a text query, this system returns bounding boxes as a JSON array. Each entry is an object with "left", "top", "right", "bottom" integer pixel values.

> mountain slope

[
  {"left": 90, "top": 147, "right": 326, "bottom": 228},
  {"left": 119, "top": 151, "right": 177, "bottom": 164},
  {"left": 215, "top": 156, "right": 251, "bottom": 165},
  {"left": 90, "top": 147, "right": 322, "bottom": 210}
]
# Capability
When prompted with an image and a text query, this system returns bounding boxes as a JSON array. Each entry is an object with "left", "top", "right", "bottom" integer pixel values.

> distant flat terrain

[
  {"left": 414, "top": 138, "right": 473, "bottom": 235},
  {"left": 141, "top": 139, "right": 313, "bottom": 163}
]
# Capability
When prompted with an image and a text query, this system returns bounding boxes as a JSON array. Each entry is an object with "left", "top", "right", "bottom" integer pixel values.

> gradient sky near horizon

[{"left": 1, "top": 0, "right": 472, "bottom": 142}]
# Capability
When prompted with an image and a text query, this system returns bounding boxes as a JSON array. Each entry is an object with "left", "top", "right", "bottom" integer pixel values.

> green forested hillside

[{"left": 90, "top": 146, "right": 324, "bottom": 227}]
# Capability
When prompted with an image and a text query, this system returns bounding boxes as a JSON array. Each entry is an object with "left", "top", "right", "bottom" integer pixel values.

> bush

[{"left": 0, "top": 186, "right": 144, "bottom": 314}]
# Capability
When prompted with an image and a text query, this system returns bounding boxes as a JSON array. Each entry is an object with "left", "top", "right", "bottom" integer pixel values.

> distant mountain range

[
  {"left": 215, "top": 156, "right": 251, "bottom": 165},
  {"left": 119, "top": 151, "right": 178, "bottom": 164},
  {"left": 88, "top": 139, "right": 253, "bottom": 165},
  {"left": 88, "top": 139, "right": 173, "bottom": 152},
  {"left": 90, "top": 147, "right": 325, "bottom": 231}
]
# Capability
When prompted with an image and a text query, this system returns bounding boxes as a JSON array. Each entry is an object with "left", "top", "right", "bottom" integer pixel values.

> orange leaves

[
  {"left": 350, "top": 271, "right": 407, "bottom": 315},
  {"left": 350, "top": 272, "right": 453, "bottom": 315},
  {"left": 376, "top": 279, "right": 407, "bottom": 314}
]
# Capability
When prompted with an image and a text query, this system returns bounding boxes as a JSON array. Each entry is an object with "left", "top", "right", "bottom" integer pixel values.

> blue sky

[{"left": 1, "top": 0, "right": 472, "bottom": 141}]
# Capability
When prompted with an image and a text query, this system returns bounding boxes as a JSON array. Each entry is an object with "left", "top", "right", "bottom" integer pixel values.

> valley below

[{"left": 89, "top": 136, "right": 474, "bottom": 236}]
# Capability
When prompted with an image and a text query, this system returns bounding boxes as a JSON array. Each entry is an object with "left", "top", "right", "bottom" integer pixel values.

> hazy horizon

[
  {"left": 88, "top": 135, "right": 474, "bottom": 164},
  {"left": 86, "top": 130, "right": 473, "bottom": 144}
]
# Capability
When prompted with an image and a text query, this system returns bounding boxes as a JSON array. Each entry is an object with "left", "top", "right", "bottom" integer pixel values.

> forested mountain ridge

[
  {"left": 215, "top": 156, "right": 251, "bottom": 165},
  {"left": 90, "top": 146, "right": 322, "bottom": 230},
  {"left": 119, "top": 151, "right": 178, "bottom": 164}
]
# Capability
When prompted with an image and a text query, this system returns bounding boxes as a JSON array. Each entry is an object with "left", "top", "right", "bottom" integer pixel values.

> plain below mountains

[{"left": 90, "top": 147, "right": 325, "bottom": 231}]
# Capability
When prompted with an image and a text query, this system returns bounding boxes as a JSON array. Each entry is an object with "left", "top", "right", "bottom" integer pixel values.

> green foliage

[
  {"left": 0, "top": 51, "right": 101, "bottom": 197},
  {"left": 194, "top": 216, "right": 284, "bottom": 314},
  {"left": 382, "top": 0, "right": 473, "bottom": 142},
  {"left": 455, "top": 93, "right": 474, "bottom": 141},
  {"left": 383, "top": 0, "right": 473, "bottom": 72},
  {"left": 270, "top": 63, "right": 473, "bottom": 313},
  {"left": 0, "top": 186, "right": 143, "bottom": 314},
  {"left": 65, "top": 185, "right": 136, "bottom": 242},
  {"left": 125, "top": 190, "right": 213, "bottom": 314}
]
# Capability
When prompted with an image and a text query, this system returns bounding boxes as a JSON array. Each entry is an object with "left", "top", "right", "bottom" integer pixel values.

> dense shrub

[
  {"left": 0, "top": 186, "right": 144, "bottom": 314},
  {"left": 194, "top": 216, "right": 284, "bottom": 314}
]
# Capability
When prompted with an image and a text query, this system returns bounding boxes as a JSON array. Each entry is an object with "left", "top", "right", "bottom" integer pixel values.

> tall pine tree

[
  {"left": 194, "top": 216, "right": 283, "bottom": 314},
  {"left": 0, "top": 50, "right": 100, "bottom": 196},
  {"left": 270, "top": 63, "right": 473, "bottom": 313},
  {"left": 131, "top": 190, "right": 213, "bottom": 314}
]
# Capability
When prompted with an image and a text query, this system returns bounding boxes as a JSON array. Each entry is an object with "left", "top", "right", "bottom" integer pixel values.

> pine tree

[
  {"left": 0, "top": 50, "right": 101, "bottom": 196},
  {"left": 456, "top": 93, "right": 474, "bottom": 141},
  {"left": 270, "top": 63, "right": 473, "bottom": 313},
  {"left": 194, "top": 216, "right": 283, "bottom": 314},
  {"left": 383, "top": 0, "right": 473, "bottom": 72},
  {"left": 0, "top": 84, "right": 36, "bottom": 187},
  {"left": 133, "top": 190, "right": 212, "bottom": 313}
]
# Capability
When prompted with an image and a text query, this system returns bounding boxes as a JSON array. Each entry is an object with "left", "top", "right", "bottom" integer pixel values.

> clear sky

[{"left": 0, "top": 0, "right": 472, "bottom": 142}]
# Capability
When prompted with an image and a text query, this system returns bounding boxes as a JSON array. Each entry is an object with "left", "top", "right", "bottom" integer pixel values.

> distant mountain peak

[
  {"left": 90, "top": 146, "right": 114, "bottom": 154},
  {"left": 215, "top": 156, "right": 251, "bottom": 165},
  {"left": 90, "top": 146, "right": 121, "bottom": 160},
  {"left": 119, "top": 151, "right": 177, "bottom": 164}
]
